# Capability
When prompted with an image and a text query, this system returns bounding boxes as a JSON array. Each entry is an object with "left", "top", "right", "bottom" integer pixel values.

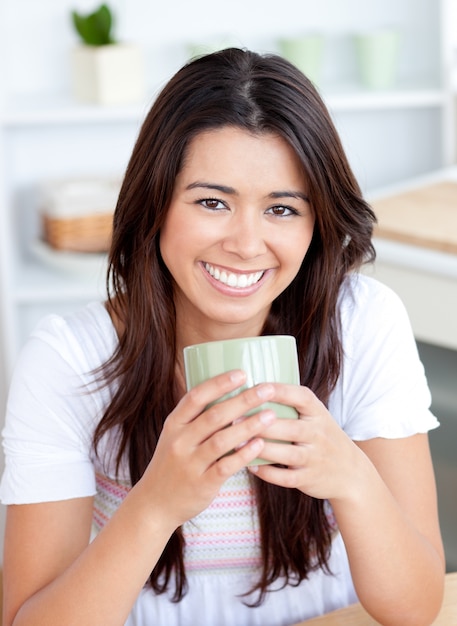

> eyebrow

[
  {"left": 269, "top": 190, "right": 310, "bottom": 203},
  {"left": 186, "top": 182, "right": 236, "bottom": 194},
  {"left": 186, "top": 182, "right": 309, "bottom": 203}
]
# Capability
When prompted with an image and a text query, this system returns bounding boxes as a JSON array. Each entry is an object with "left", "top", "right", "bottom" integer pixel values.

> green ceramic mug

[{"left": 183, "top": 335, "right": 300, "bottom": 465}]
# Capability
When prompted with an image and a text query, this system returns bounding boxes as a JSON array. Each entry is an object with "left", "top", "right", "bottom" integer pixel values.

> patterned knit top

[{"left": 94, "top": 469, "right": 338, "bottom": 578}]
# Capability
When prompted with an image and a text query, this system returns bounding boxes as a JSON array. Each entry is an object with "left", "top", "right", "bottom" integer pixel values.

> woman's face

[{"left": 160, "top": 126, "right": 315, "bottom": 343}]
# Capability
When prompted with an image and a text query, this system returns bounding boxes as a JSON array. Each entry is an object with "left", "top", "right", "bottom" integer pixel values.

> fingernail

[
  {"left": 230, "top": 370, "right": 246, "bottom": 384},
  {"left": 259, "top": 410, "right": 275, "bottom": 425},
  {"left": 256, "top": 384, "right": 274, "bottom": 400},
  {"left": 250, "top": 438, "right": 264, "bottom": 454}
]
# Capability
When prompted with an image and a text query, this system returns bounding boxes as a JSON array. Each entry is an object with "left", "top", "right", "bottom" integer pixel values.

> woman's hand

[
  {"left": 139, "top": 370, "right": 278, "bottom": 528},
  {"left": 248, "top": 383, "right": 445, "bottom": 626},
  {"left": 247, "top": 383, "right": 365, "bottom": 500}
]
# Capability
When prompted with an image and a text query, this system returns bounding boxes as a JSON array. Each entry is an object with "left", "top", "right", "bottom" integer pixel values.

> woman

[{"left": 1, "top": 48, "right": 444, "bottom": 626}]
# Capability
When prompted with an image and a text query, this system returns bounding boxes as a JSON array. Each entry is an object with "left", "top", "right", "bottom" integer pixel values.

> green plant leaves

[{"left": 71, "top": 4, "right": 116, "bottom": 46}]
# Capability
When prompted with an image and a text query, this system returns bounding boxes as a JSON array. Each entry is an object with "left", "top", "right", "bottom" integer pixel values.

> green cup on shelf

[
  {"left": 278, "top": 34, "right": 324, "bottom": 85},
  {"left": 354, "top": 28, "right": 400, "bottom": 90},
  {"left": 187, "top": 37, "right": 239, "bottom": 59}
]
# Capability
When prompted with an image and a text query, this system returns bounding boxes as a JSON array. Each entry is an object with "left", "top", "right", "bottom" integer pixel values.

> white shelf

[
  {"left": 12, "top": 257, "right": 108, "bottom": 303},
  {"left": 1, "top": 94, "right": 151, "bottom": 127},
  {"left": 0, "top": 82, "right": 446, "bottom": 128},
  {"left": 324, "top": 87, "right": 446, "bottom": 111}
]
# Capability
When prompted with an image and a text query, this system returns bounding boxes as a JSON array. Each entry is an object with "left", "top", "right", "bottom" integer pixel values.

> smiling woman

[{"left": 0, "top": 48, "right": 444, "bottom": 626}]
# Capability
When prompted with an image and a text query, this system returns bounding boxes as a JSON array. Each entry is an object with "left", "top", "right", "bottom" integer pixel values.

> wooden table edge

[{"left": 290, "top": 572, "right": 457, "bottom": 625}]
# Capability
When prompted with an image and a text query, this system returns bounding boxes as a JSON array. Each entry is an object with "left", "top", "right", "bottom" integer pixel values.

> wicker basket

[
  {"left": 40, "top": 177, "right": 119, "bottom": 253},
  {"left": 42, "top": 213, "right": 113, "bottom": 252}
]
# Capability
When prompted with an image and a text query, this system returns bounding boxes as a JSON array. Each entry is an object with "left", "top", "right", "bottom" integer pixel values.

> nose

[{"left": 221, "top": 211, "right": 268, "bottom": 259}]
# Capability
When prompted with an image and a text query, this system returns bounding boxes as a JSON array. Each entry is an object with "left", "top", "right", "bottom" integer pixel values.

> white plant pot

[{"left": 71, "top": 43, "right": 145, "bottom": 105}]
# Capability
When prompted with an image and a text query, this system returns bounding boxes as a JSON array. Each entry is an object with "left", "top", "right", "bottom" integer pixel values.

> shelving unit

[
  {"left": 0, "top": 110, "right": 140, "bottom": 377},
  {"left": 0, "top": 0, "right": 454, "bottom": 391}
]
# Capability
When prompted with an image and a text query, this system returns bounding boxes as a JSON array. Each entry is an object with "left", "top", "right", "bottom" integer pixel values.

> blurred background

[{"left": 0, "top": 0, "right": 456, "bottom": 571}]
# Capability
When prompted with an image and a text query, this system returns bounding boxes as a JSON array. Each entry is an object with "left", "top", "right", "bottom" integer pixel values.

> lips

[{"left": 204, "top": 262, "right": 265, "bottom": 289}]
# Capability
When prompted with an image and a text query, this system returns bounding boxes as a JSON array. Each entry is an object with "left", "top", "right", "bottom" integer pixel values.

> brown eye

[
  {"left": 267, "top": 205, "right": 298, "bottom": 216},
  {"left": 199, "top": 198, "right": 225, "bottom": 210}
]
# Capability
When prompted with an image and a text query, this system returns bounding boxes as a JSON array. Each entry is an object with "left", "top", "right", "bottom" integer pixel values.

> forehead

[{"left": 177, "top": 126, "right": 307, "bottom": 191}]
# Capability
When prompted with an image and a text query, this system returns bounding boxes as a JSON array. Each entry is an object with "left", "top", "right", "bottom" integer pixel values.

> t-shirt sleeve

[
  {"left": 329, "top": 276, "right": 439, "bottom": 440},
  {"left": 0, "top": 317, "right": 99, "bottom": 504}
]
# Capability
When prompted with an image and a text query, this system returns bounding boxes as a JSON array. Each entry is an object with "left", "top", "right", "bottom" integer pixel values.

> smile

[{"left": 204, "top": 263, "right": 265, "bottom": 288}]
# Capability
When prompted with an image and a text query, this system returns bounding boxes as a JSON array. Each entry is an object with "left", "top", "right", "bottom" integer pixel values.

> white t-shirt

[{"left": 0, "top": 274, "right": 438, "bottom": 626}]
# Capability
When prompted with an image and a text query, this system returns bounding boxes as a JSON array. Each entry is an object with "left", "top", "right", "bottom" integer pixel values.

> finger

[
  {"left": 200, "top": 383, "right": 275, "bottom": 434},
  {"left": 249, "top": 462, "right": 305, "bottom": 489},
  {"left": 200, "top": 409, "right": 276, "bottom": 464},
  {"left": 266, "top": 383, "right": 324, "bottom": 417},
  {"left": 175, "top": 369, "right": 247, "bottom": 424},
  {"left": 255, "top": 415, "right": 309, "bottom": 444},
  {"left": 257, "top": 438, "right": 309, "bottom": 467},
  {"left": 209, "top": 437, "right": 266, "bottom": 479}
]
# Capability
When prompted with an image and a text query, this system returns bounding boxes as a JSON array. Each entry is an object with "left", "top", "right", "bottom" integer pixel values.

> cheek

[
  {"left": 158, "top": 227, "right": 171, "bottom": 267},
  {"left": 159, "top": 214, "right": 187, "bottom": 258},
  {"left": 159, "top": 230, "right": 182, "bottom": 277},
  {"left": 159, "top": 215, "right": 208, "bottom": 274},
  {"left": 299, "top": 222, "right": 315, "bottom": 256},
  {"left": 284, "top": 231, "right": 314, "bottom": 268}
]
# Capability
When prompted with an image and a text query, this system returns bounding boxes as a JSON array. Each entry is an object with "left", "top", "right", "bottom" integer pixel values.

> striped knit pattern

[
  {"left": 93, "top": 470, "right": 338, "bottom": 577},
  {"left": 183, "top": 471, "right": 261, "bottom": 575},
  {"left": 93, "top": 470, "right": 261, "bottom": 575},
  {"left": 93, "top": 472, "right": 130, "bottom": 533}
]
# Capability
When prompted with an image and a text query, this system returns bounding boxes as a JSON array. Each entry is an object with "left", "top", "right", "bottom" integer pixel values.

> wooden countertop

[
  {"left": 370, "top": 180, "right": 457, "bottom": 255},
  {"left": 292, "top": 571, "right": 457, "bottom": 625}
]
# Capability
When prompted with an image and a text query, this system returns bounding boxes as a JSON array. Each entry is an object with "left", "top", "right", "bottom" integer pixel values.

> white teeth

[
  {"left": 227, "top": 273, "right": 237, "bottom": 287},
  {"left": 204, "top": 263, "right": 264, "bottom": 288},
  {"left": 238, "top": 274, "right": 248, "bottom": 288}
]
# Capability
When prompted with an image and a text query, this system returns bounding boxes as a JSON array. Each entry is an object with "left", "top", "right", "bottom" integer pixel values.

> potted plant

[{"left": 70, "top": 3, "right": 145, "bottom": 105}]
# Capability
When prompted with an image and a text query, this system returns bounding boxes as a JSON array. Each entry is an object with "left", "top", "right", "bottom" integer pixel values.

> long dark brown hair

[{"left": 94, "top": 48, "right": 376, "bottom": 604}]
